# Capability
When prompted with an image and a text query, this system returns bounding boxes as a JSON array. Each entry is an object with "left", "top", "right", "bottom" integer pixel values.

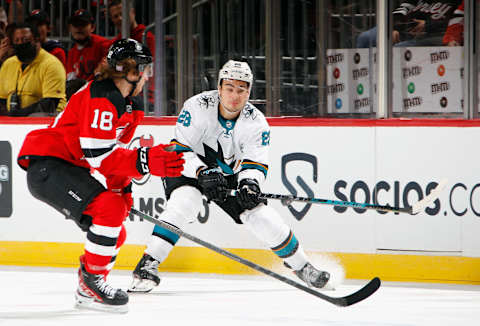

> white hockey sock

[{"left": 240, "top": 205, "right": 308, "bottom": 270}]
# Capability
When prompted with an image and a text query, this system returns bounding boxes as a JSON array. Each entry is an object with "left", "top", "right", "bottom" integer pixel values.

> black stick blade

[{"left": 329, "top": 277, "right": 381, "bottom": 307}]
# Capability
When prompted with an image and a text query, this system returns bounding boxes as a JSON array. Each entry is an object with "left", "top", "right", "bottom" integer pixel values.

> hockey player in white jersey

[{"left": 129, "top": 60, "right": 332, "bottom": 292}]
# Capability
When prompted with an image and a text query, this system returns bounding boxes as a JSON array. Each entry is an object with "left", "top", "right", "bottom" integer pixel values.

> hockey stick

[
  {"left": 231, "top": 178, "right": 448, "bottom": 215},
  {"left": 131, "top": 207, "right": 380, "bottom": 307}
]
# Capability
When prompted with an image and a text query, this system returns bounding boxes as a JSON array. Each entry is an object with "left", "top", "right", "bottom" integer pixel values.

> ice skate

[
  {"left": 294, "top": 262, "right": 333, "bottom": 290},
  {"left": 128, "top": 254, "right": 161, "bottom": 293},
  {"left": 75, "top": 257, "right": 128, "bottom": 313}
]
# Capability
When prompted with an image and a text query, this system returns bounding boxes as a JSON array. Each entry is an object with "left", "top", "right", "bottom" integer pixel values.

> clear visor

[{"left": 138, "top": 63, "right": 153, "bottom": 77}]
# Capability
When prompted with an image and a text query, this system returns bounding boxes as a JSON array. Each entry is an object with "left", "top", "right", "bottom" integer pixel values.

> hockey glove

[
  {"left": 237, "top": 178, "right": 262, "bottom": 210},
  {"left": 197, "top": 167, "right": 228, "bottom": 203},
  {"left": 136, "top": 144, "right": 184, "bottom": 177}
]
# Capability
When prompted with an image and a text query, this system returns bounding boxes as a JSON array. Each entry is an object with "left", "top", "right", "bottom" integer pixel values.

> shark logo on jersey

[
  {"left": 197, "top": 94, "right": 216, "bottom": 110},
  {"left": 198, "top": 142, "right": 235, "bottom": 175},
  {"left": 243, "top": 104, "right": 257, "bottom": 120}
]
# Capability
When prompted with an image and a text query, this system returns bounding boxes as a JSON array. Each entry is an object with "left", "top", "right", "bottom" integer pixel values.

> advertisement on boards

[{"left": 0, "top": 141, "right": 12, "bottom": 217}]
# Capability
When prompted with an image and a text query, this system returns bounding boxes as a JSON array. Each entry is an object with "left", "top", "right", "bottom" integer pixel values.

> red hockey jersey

[{"left": 18, "top": 79, "right": 144, "bottom": 187}]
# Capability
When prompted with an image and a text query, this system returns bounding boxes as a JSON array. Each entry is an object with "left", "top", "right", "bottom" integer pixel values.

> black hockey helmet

[{"left": 107, "top": 38, "right": 153, "bottom": 75}]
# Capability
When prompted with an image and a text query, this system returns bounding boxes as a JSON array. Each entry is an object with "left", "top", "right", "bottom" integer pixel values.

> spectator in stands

[
  {"left": 443, "top": 0, "right": 464, "bottom": 46},
  {"left": 0, "top": 23, "right": 66, "bottom": 116},
  {"left": 67, "top": 9, "right": 111, "bottom": 81},
  {"left": 26, "top": 9, "right": 67, "bottom": 68},
  {"left": 109, "top": 0, "right": 155, "bottom": 55},
  {"left": 0, "top": 29, "right": 14, "bottom": 68},
  {"left": 0, "top": 7, "right": 7, "bottom": 33},
  {"left": 356, "top": 0, "right": 463, "bottom": 48},
  {"left": 7, "top": 0, "right": 23, "bottom": 24},
  {"left": 109, "top": 0, "right": 155, "bottom": 110}
]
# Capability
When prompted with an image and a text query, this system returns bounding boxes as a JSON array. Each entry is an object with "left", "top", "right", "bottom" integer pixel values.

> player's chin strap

[{"left": 124, "top": 76, "right": 140, "bottom": 96}]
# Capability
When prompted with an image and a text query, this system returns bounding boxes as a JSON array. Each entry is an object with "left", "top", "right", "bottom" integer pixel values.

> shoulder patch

[
  {"left": 242, "top": 103, "right": 258, "bottom": 120},
  {"left": 196, "top": 93, "right": 216, "bottom": 110}
]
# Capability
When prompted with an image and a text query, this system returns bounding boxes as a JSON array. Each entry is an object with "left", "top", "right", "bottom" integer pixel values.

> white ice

[{"left": 0, "top": 266, "right": 478, "bottom": 326}]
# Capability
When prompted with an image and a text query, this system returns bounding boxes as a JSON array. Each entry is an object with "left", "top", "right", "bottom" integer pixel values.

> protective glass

[{"left": 138, "top": 63, "right": 154, "bottom": 77}]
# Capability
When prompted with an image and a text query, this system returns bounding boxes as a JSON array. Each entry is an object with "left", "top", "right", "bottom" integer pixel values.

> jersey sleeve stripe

[
  {"left": 84, "top": 149, "right": 117, "bottom": 168},
  {"left": 80, "top": 137, "right": 116, "bottom": 150},
  {"left": 80, "top": 136, "right": 117, "bottom": 167},
  {"left": 82, "top": 146, "right": 115, "bottom": 158},
  {"left": 170, "top": 139, "right": 193, "bottom": 152},
  {"left": 241, "top": 160, "right": 268, "bottom": 177}
]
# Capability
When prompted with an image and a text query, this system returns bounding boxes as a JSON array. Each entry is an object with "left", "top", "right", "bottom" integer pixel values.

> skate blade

[
  {"left": 75, "top": 292, "right": 128, "bottom": 314},
  {"left": 127, "top": 277, "right": 157, "bottom": 293}
]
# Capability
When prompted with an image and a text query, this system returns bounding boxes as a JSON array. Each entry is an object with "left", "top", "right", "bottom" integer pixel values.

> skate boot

[
  {"left": 294, "top": 262, "right": 331, "bottom": 289},
  {"left": 75, "top": 257, "right": 128, "bottom": 313},
  {"left": 128, "top": 254, "right": 161, "bottom": 293}
]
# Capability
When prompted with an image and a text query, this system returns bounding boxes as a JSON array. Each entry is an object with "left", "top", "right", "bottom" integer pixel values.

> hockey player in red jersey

[{"left": 17, "top": 38, "right": 184, "bottom": 313}]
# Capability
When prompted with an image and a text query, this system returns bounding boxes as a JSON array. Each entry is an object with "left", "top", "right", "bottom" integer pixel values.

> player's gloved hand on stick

[
  {"left": 197, "top": 167, "right": 228, "bottom": 203},
  {"left": 136, "top": 144, "right": 184, "bottom": 177},
  {"left": 237, "top": 178, "right": 262, "bottom": 210}
]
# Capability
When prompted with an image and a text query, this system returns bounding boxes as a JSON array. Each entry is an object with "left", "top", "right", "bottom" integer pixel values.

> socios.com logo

[
  {"left": 334, "top": 180, "right": 480, "bottom": 217},
  {"left": 128, "top": 134, "right": 155, "bottom": 185},
  {"left": 281, "top": 152, "right": 480, "bottom": 219}
]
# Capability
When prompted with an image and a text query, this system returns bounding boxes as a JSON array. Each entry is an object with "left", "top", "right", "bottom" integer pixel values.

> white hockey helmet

[{"left": 218, "top": 60, "right": 253, "bottom": 89}]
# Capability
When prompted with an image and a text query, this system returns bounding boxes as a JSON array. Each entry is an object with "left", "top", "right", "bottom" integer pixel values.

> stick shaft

[
  {"left": 130, "top": 208, "right": 381, "bottom": 306},
  {"left": 260, "top": 192, "right": 412, "bottom": 214},
  {"left": 130, "top": 208, "right": 338, "bottom": 301}
]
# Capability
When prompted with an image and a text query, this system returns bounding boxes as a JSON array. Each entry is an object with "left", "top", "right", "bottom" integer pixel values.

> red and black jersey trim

[
  {"left": 82, "top": 144, "right": 115, "bottom": 158},
  {"left": 90, "top": 79, "right": 127, "bottom": 117}
]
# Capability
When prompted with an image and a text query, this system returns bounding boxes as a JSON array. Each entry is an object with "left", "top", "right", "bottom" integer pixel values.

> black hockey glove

[
  {"left": 197, "top": 167, "right": 228, "bottom": 203},
  {"left": 237, "top": 178, "right": 262, "bottom": 210}
]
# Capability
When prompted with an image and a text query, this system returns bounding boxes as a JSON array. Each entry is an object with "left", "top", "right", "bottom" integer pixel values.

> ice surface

[{"left": 0, "top": 266, "right": 478, "bottom": 326}]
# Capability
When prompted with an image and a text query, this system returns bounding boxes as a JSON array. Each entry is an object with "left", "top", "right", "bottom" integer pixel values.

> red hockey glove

[{"left": 136, "top": 144, "right": 184, "bottom": 177}]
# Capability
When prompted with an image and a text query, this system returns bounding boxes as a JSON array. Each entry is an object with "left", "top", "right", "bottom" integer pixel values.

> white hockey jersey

[{"left": 171, "top": 90, "right": 270, "bottom": 185}]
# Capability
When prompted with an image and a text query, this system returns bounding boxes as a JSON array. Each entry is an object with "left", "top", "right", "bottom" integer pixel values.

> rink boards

[{"left": 1, "top": 117, "right": 480, "bottom": 284}]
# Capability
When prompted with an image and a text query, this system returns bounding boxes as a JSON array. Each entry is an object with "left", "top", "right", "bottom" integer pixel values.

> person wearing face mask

[
  {"left": 0, "top": 22, "right": 66, "bottom": 116},
  {"left": 16, "top": 39, "right": 185, "bottom": 313},
  {"left": 66, "top": 9, "right": 112, "bottom": 82}
]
